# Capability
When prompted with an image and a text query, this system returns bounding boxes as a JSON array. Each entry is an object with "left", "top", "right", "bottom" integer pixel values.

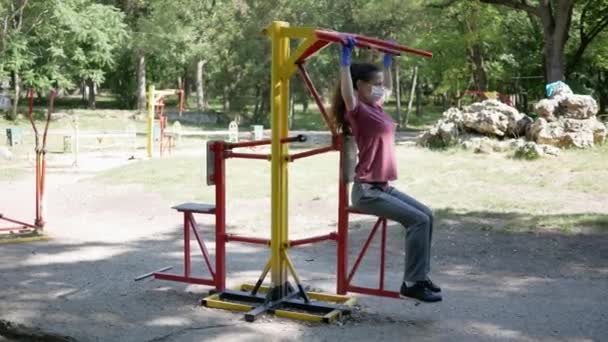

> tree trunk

[
  {"left": 136, "top": 52, "right": 146, "bottom": 112},
  {"left": 11, "top": 71, "right": 19, "bottom": 120},
  {"left": 395, "top": 63, "right": 401, "bottom": 130},
  {"left": 222, "top": 85, "right": 230, "bottom": 113},
  {"left": 80, "top": 80, "right": 86, "bottom": 103},
  {"left": 539, "top": 1, "right": 573, "bottom": 82},
  {"left": 404, "top": 66, "right": 418, "bottom": 128},
  {"left": 469, "top": 43, "right": 488, "bottom": 91},
  {"left": 183, "top": 70, "right": 190, "bottom": 105},
  {"left": 599, "top": 71, "right": 607, "bottom": 114},
  {"left": 415, "top": 81, "right": 422, "bottom": 117},
  {"left": 87, "top": 79, "right": 96, "bottom": 109},
  {"left": 196, "top": 60, "right": 206, "bottom": 112}
]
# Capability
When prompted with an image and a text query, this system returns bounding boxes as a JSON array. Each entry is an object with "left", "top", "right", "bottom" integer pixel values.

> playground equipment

[
  {"left": 144, "top": 22, "right": 432, "bottom": 322},
  {"left": 1, "top": 89, "right": 55, "bottom": 238},
  {"left": 146, "top": 86, "right": 184, "bottom": 157}
]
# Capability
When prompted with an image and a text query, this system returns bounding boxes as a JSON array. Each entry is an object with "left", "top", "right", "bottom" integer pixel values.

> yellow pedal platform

[{"left": 202, "top": 283, "right": 356, "bottom": 323}]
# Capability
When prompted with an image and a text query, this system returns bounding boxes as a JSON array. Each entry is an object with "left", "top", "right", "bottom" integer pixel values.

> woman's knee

[{"left": 401, "top": 212, "right": 430, "bottom": 229}]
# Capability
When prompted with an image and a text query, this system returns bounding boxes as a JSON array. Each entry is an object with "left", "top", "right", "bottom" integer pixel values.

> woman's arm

[
  {"left": 383, "top": 53, "right": 393, "bottom": 99},
  {"left": 383, "top": 66, "right": 393, "bottom": 99},
  {"left": 341, "top": 66, "right": 357, "bottom": 112}
]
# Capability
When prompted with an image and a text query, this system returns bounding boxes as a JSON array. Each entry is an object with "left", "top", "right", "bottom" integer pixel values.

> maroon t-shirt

[{"left": 346, "top": 99, "right": 397, "bottom": 182}]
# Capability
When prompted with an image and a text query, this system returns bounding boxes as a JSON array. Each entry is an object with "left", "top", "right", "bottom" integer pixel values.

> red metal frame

[
  {"left": 1, "top": 89, "right": 54, "bottom": 235},
  {"left": 149, "top": 31, "right": 431, "bottom": 300}
]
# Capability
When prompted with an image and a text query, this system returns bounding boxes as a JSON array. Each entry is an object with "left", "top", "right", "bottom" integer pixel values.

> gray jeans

[{"left": 351, "top": 182, "right": 433, "bottom": 282}]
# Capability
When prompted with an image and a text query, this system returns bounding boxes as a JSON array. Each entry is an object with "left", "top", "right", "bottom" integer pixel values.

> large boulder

[
  {"left": 560, "top": 95, "right": 598, "bottom": 119},
  {"left": 461, "top": 100, "right": 530, "bottom": 137},
  {"left": 417, "top": 119, "right": 459, "bottom": 148},
  {"left": 534, "top": 99, "right": 561, "bottom": 122},
  {"left": 527, "top": 117, "right": 607, "bottom": 148},
  {"left": 417, "top": 100, "right": 532, "bottom": 148}
]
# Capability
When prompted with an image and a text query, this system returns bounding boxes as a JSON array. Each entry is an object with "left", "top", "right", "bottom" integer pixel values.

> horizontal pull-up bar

[
  {"left": 315, "top": 30, "right": 433, "bottom": 58},
  {"left": 226, "top": 134, "right": 307, "bottom": 149},
  {"left": 294, "top": 29, "right": 433, "bottom": 64}
]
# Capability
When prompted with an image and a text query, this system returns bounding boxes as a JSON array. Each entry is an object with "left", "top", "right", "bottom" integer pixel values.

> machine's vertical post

[
  {"left": 337, "top": 135, "right": 348, "bottom": 295},
  {"left": 146, "top": 85, "right": 155, "bottom": 158},
  {"left": 184, "top": 212, "right": 191, "bottom": 277},
  {"left": 214, "top": 141, "right": 226, "bottom": 291},
  {"left": 380, "top": 219, "right": 387, "bottom": 290},
  {"left": 268, "top": 20, "right": 290, "bottom": 299}
]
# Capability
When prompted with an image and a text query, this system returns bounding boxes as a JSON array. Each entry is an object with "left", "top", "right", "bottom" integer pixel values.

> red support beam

[
  {"left": 289, "top": 232, "right": 337, "bottom": 247},
  {"left": 297, "top": 64, "right": 337, "bottom": 136},
  {"left": 347, "top": 285, "right": 400, "bottom": 299},
  {"left": 225, "top": 234, "right": 270, "bottom": 246},
  {"left": 289, "top": 145, "right": 336, "bottom": 162},
  {"left": 225, "top": 152, "right": 270, "bottom": 160},
  {"left": 347, "top": 218, "right": 383, "bottom": 284},
  {"left": 0, "top": 215, "right": 37, "bottom": 230},
  {"left": 153, "top": 273, "right": 216, "bottom": 286},
  {"left": 227, "top": 135, "right": 307, "bottom": 149},
  {"left": 188, "top": 213, "right": 216, "bottom": 278}
]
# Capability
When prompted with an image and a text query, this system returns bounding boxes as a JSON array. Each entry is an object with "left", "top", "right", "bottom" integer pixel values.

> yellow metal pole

[
  {"left": 146, "top": 85, "right": 155, "bottom": 158},
  {"left": 268, "top": 20, "right": 290, "bottom": 298}
]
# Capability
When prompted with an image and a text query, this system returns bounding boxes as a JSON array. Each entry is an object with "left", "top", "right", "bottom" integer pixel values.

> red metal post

[
  {"left": 297, "top": 64, "right": 337, "bottom": 136},
  {"left": 380, "top": 219, "right": 387, "bottom": 290},
  {"left": 184, "top": 211, "right": 191, "bottom": 277},
  {"left": 214, "top": 141, "right": 226, "bottom": 291},
  {"left": 336, "top": 136, "right": 348, "bottom": 295}
]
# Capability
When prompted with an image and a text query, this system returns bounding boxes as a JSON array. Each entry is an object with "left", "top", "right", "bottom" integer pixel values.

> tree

[{"left": 478, "top": 0, "right": 608, "bottom": 83}]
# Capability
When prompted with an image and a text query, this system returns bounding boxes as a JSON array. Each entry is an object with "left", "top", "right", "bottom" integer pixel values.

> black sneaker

[
  {"left": 422, "top": 279, "right": 441, "bottom": 293},
  {"left": 400, "top": 282, "right": 442, "bottom": 303}
]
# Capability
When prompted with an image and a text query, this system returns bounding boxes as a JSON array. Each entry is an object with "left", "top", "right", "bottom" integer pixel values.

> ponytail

[{"left": 330, "top": 63, "right": 381, "bottom": 135}]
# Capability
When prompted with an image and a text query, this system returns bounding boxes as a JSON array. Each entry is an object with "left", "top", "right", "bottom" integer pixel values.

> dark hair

[{"left": 331, "top": 63, "right": 381, "bottom": 135}]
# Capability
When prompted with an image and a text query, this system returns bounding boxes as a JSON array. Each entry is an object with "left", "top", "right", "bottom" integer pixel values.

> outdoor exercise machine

[
  {"left": 143, "top": 22, "right": 432, "bottom": 322},
  {"left": 146, "top": 86, "right": 184, "bottom": 158},
  {"left": 1, "top": 89, "right": 56, "bottom": 238}
]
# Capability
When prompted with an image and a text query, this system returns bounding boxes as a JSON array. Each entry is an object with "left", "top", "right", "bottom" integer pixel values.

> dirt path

[{"left": 1, "top": 154, "right": 607, "bottom": 341}]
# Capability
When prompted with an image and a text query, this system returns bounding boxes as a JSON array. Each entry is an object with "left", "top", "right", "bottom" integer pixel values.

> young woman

[{"left": 331, "top": 37, "right": 441, "bottom": 303}]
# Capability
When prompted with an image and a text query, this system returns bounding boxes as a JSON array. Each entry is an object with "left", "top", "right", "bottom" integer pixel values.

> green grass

[
  {"left": 91, "top": 141, "right": 608, "bottom": 234},
  {"left": 291, "top": 103, "right": 444, "bottom": 131}
]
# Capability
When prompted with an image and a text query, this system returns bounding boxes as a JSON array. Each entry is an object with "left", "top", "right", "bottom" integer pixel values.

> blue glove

[
  {"left": 341, "top": 36, "right": 356, "bottom": 66},
  {"left": 383, "top": 40, "right": 395, "bottom": 68},
  {"left": 383, "top": 53, "right": 392, "bottom": 69}
]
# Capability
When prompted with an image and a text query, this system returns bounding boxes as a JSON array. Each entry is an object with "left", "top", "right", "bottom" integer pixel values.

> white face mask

[{"left": 370, "top": 85, "right": 384, "bottom": 101}]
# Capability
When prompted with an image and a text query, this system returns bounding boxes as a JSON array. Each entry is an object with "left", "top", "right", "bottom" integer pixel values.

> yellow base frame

[
  {"left": 201, "top": 283, "right": 356, "bottom": 323},
  {"left": 0, "top": 232, "right": 49, "bottom": 244}
]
